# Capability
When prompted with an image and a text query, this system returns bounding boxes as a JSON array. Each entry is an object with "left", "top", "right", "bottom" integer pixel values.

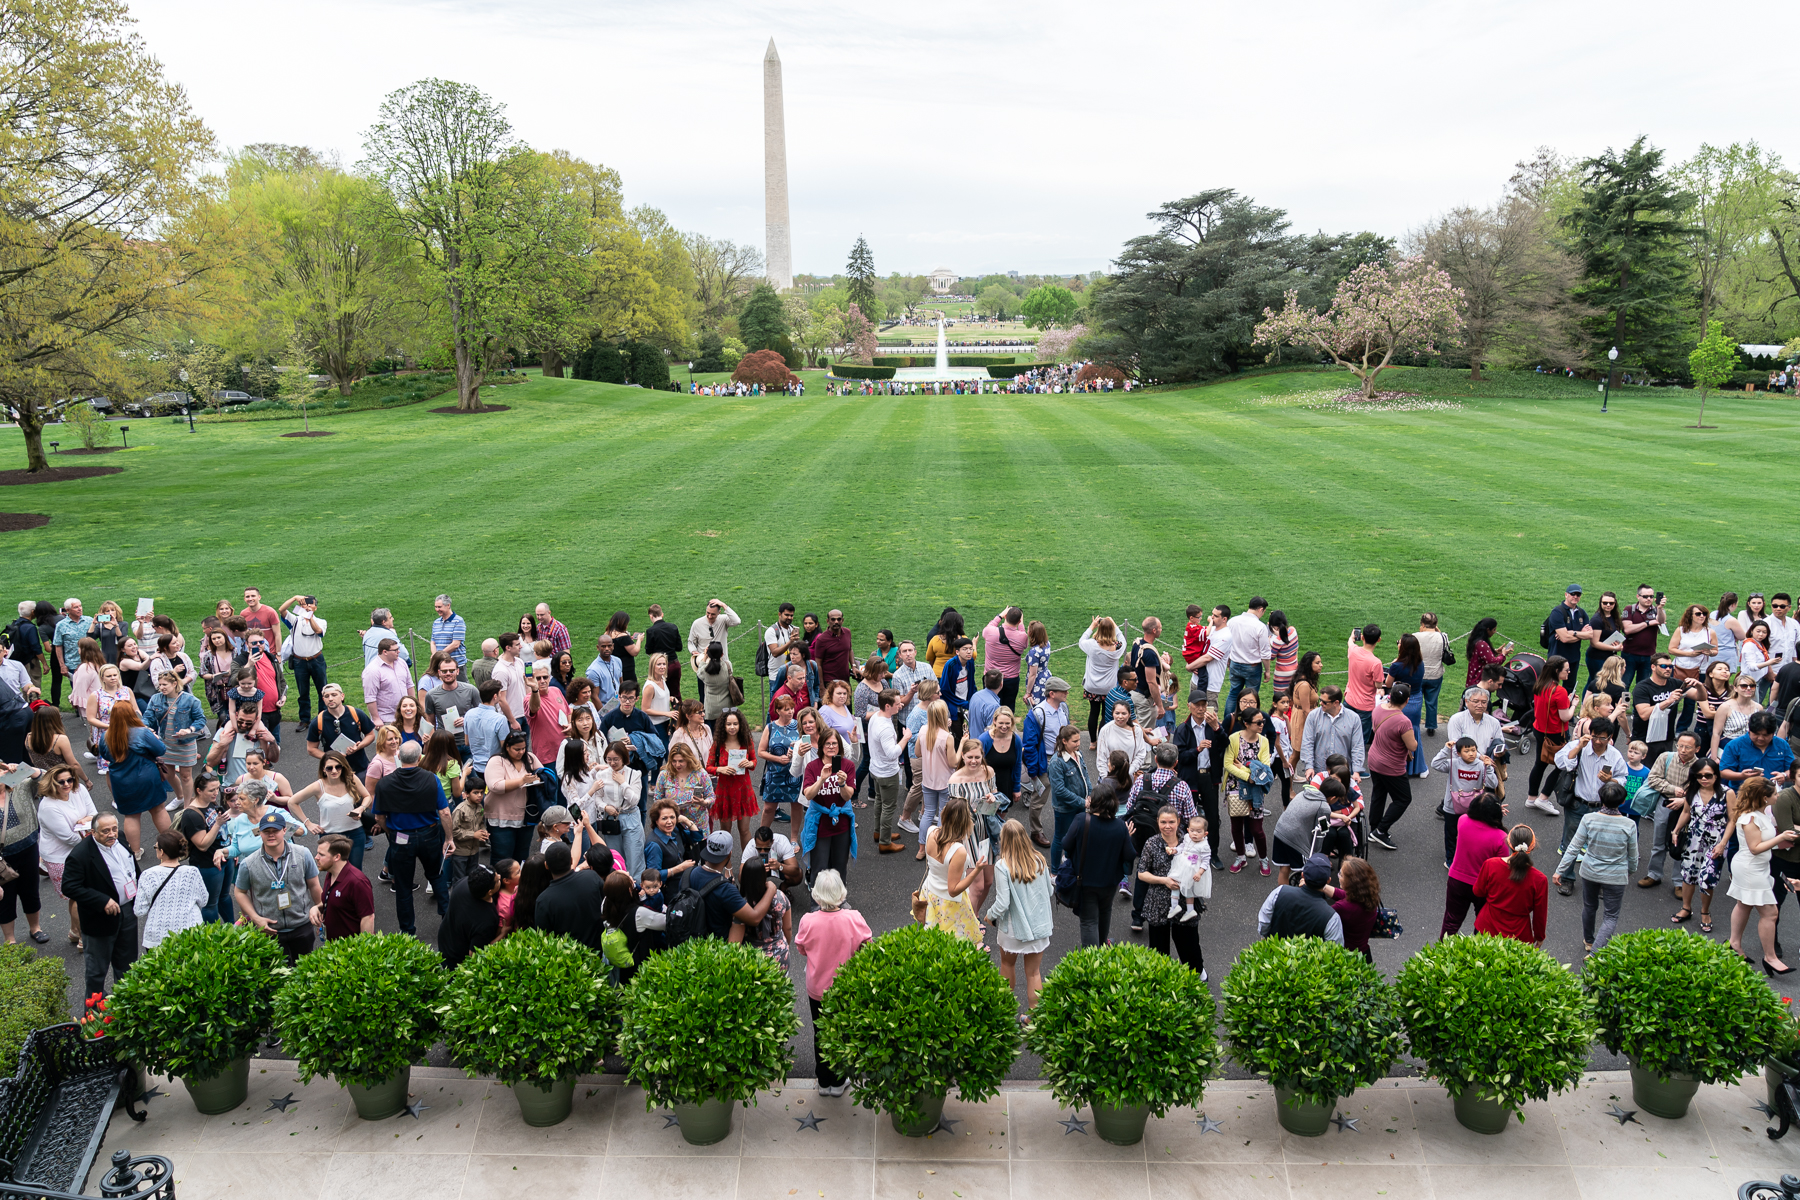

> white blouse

[{"left": 133, "top": 863, "right": 209, "bottom": 948}]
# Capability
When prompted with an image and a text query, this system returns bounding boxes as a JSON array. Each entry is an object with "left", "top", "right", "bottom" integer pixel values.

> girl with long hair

[
  {"left": 989, "top": 819, "right": 1053, "bottom": 1006},
  {"left": 606, "top": 611, "right": 640, "bottom": 684},
  {"left": 914, "top": 700, "right": 957, "bottom": 861},
  {"left": 1287, "top": 650, "right": 1324, "bottom": 772},
  {"left": 1672, "top": 762, "right": 1727, "bottom": 932},
  {"left": 1268, "top": 610, "right": 1300, "bottom": 697},
  {"left": 1464, "top": 617, "right": 1510, "bottom": 690},
  {"left": 708, "top": 710, "right": 760, "bottom": 846},
  {"left": 1334, "top": 856, "right": 1382, "bottom": 961},
  {"left": 1023, "top": 619, "right": 1052, "bottom": 705},
  {"left": 1078, "top": 616, "right": 1125, "bottom": 744},
  {"left": 1726, "top": 776, "right": 1793, "bottom": 974},
  {"left": 642, "top": 652, "right": 675, "bottom": 730},
  {"left": 1526, "top": 656, "right": 1574, "bottom": 812},
  {"left": 1712, "top": 592, "right": 1745, "bottom": 672},
  {"left": 800, "top": 729, "right": 856, "bottom": 884},
  {"left": 290, "top": 751, "right": 371, "bottom": 870},
  {"left": 98, "top": 700, "right": 169, "bottom": 855},
  {"left": 668, "top": 698, "right": 712, "bottom": 766},
  {"left": 919, "top": 796, "right": 982, "bottom": 944}
]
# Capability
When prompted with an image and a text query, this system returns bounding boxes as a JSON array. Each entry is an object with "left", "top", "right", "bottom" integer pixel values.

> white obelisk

[{"left": 763, "top": 39, "right": 792, "bottom": 293}]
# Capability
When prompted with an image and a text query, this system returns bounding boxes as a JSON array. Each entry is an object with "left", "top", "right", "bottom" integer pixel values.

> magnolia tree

[
  {"left": 731, "top": 349, "right": 799, "bottom": 388},
  {"left": 1037, "top": 323, "right": 1088, "bottom": 362},
  {"left": 844, "top": 303, "right": 878, "bottom": 365},
  {"left": 1253, "top": 257, "right": 1464, "bottom": 398}
]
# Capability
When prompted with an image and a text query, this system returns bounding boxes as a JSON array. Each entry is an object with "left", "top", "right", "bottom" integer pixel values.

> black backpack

[
  {"left": 664, "top": 872, "right": 726, "bottom": 949},
  {"left": 754, "top": 637, "right": 770, "bottom": 678},
  {"left": 0, "top": 617, "right": 30, "bottom": 652},
  {"left": 1129, "top": 770, "right": 1180, "bottom": 834}
]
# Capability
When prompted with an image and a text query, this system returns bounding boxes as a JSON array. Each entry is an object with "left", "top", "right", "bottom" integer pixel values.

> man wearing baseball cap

[
  {"left": 683, "top": 831, "right": 780, "bottom": 940},
  {"left": 1543, "top": 586, "right": 1589, "bottom": 685},
  {"left": 232, "top": 810, "right": 323, "bottom": 965},
  {"left": 1256, "top": 853, "right": 1343, "bottom": 944}
]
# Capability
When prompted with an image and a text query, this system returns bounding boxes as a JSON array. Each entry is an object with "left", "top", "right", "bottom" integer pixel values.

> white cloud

[{"left": 131, "top": 0, "right": 1797, "bottom": 276}]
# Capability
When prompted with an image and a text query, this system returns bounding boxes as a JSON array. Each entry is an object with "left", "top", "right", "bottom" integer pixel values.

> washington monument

[{"left": 763, "top": 38, "right": 792, "bottom": 292}]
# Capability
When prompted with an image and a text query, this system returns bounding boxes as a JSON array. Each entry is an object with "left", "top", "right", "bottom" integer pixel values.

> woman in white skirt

[
  {"left": 1727, "top": 776, "right": 1796, "bottom": 975},
  {"left": 985, "top": 819, "right": 1053, "bottom": 1015}
]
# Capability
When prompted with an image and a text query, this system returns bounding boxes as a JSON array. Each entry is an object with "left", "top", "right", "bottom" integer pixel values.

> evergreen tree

[
  {"left": 846, "top": 236, "right": 878, "bottom": 317},
  {"left": 738, "top": 282, "right": 788, "bottom": 352},
  {"left": 626, "top": 341, "right": 670, "bottom": 390},
  {"left": 1563, "top": 137, "right": 1696, "bottom": 386},
  {"left": 692, "top": 329, "right": 727, "bottom": 373}
]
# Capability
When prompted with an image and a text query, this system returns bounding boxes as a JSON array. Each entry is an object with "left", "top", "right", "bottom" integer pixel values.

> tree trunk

[
  {"left": 1696, "top": 387, "right": 1708, "bottom": 427},
  {"left": 17, "top": 405, "right": 49, "bottom": 472},
  {"left": 454, "top": 344, "right": 483, "bottom": 411},
  {"left": 1468, "top": 360, "right": 1484, "bottom": 381},
  {"left": 540, "top": 349, "right": 564, "bottom": 379}
]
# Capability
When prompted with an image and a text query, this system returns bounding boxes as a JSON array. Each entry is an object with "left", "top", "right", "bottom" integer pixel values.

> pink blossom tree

[
  {"left": 1036, "top": 322, "right": 1088, "bottom": 362},
  {"left": 1253, "top": 257, "right": 1464, "bottom": 398},
  {"left": 844, "top": 303, "right": 878, "bottom": 365}
]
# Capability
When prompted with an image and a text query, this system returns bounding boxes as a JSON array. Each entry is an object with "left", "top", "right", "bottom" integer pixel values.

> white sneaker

[
  {"left": 897, "top": 816, "right": 919, "bottom": 834},
  {"left": 1527, "top": 796, "right": 1562, "bottom": 816},
  {"left": 1179, "top": 907, "right": 1199, "bottom": 923},
  {"left": 83, "top": 750, "right": 95, "bottom": 760}
]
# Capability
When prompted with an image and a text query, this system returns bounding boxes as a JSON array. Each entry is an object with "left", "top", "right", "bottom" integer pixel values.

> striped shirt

[
  {"left": 432, "top": 613, "right": 468, "bottom": 665},
  {"left": 1554, "top": 812, "right": 1639, "bottom": 885}
]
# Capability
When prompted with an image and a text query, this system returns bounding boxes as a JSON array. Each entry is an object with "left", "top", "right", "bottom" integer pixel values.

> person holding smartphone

[{"left": 800, "top": 730, "right": 857, "bottom": 885}]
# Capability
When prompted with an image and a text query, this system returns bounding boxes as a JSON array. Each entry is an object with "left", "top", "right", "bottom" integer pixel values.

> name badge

[{"left": 395, "top": 831, "right": 410, "bottom": 844}]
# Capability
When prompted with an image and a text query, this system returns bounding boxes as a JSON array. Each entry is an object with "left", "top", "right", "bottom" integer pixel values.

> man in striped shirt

[
  {"left": 432, "top": 596, "right": 467, "bottom": 675},
  {"left": 534, "top": 602, "right": 571, "bottom": 657}
]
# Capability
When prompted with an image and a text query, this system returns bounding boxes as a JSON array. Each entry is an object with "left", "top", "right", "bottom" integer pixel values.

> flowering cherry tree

[
  {"left": 731, "top": 349, "right": 799, "bottom": 388},
  {"left": 1253, "top": 257, "right": 1464, "bottom": 398},
  {"left": 1036, "top": 323, "right": 1088, "bottom": 362},
  {"left": 843, "top": 303, "right": 878, "bottom": 365}
]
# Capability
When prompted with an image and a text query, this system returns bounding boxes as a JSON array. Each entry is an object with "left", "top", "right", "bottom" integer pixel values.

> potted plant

[
  {"left": 108, "top": 923, "right": 284, "bottom": 1114},
  {"left": 1768, "top": 997, "right": 1800, "bottom": 1112},
  {"left": 439, "top": 929, "right": 619, "bottom": 1126},
  {"left": 1025, "top": 944, "right": 1220, "bottom": 1145},
  {"left": 1584, "top": 929, "right": 1788, "bottom": 1120},
  {"left": 274, "top": 934, "right": 446, "bottom": 1119},
  {"left": 1395, "top": 935, "right": 1594, "bottom": 1133},
  {"left": 1222, "top": 937, "right": 1403, "bottom": 1136},
  {"left": 817, "top": 925, "right": 1017, "bottom": 1136},
  {"left": 618, "top": 938, "right": 799, "bottom": 1145}
]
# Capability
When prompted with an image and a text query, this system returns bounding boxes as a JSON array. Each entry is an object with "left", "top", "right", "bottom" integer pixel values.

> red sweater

[{"left": 1472, "top": 856, "right": 1548, "bottom": 945}]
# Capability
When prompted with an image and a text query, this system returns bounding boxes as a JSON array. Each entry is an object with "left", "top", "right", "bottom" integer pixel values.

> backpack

[
  {"left": 664, "top": 872, "right": 726, "bottom": 949},
  {"left": 754, "top": 637, "right": 770, "bottom": 678},
  {"left": 0, "top": 617, "right": 30, "bottom": 652},
  {"left": 1129, "top": 770, "right": 1180, "bottom": 834}
]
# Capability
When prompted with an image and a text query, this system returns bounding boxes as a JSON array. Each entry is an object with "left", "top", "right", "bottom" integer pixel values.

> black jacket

[
  {"left": 1172, "top": 719, "right": 1216, "bottom": 799},
  {"left": 1059, "top": 813, "right": 1137, "bottom": 891},
  {"left": 532, "top": 869, "right": 607, "bottom": 951},
  {"left": 438, "top": 879, "right": 500, "bottom": 968},
  {"left": 61, "top": 837, "right": 137, "bottom": 937}
]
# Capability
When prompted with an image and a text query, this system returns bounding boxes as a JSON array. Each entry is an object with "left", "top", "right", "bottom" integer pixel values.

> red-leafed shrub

[{"left": 732, "top": 350, "right": 799, "bottom": 387}]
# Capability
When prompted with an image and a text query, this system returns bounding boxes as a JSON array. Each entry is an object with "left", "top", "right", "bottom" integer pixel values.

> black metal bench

[{"left": 0, "top": 1024, "right": 171, "bottom": 1200}]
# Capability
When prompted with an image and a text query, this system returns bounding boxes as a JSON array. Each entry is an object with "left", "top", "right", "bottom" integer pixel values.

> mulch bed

[
  {"left": 280, "top": 430, "right": 337, "bottom": 437},
  {"left": 0, "top": 465, "right": 123, "bottom": 486},
  {"left": 0, "top": 513, "right": 49, "bottom": 530},
  {"left": 57, "top": 447, "right": 123, "bottom": 455},
  {"left": 429, "top": 404, "right": 511, "bottom": 414}
]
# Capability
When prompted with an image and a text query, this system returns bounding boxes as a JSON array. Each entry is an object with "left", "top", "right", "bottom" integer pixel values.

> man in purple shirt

[
  {"left": 813, "top": 610, "right": 854, "bottom": 689},
  {"left": 360, "top": 638, "right": 413, "bottom": 725}
]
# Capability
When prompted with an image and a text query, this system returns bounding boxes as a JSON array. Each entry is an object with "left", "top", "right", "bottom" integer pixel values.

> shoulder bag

[
  {"left": 1439, "top": 631, "right": 1455, "bottom": 667},
  {"left": 0, "top": 788, "right": 18, "bottom": 886},
  {"left": 1052, "top": 815, "right": 1089, "bottom": 908}
]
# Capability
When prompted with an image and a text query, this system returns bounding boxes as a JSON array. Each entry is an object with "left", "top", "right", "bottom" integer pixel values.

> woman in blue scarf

[{"left": 801, "top": 729, "right": 857, "bottom": 885}]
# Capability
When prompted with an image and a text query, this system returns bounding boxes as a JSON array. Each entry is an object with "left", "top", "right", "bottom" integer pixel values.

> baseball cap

[
  {"left": 701, "top": 831, "right": 734, "bottom": 864},
  {"left": 1566, "top": 584, "right": 1583, "bottom": 595},
  {"left": 540, "top": 805, "right": 572, "bottom": 827},
  {"left": 255, "top": 811, "right": 286, "bottom": 832},
  {"left": 1302, "top": 854, "right": 1331, "bottom": 887}
]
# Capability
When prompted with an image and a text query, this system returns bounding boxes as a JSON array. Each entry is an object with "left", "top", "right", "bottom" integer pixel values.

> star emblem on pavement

[
  {"left": 139, "top": 1086, "right": 165, "bottom": 1103},
  {"left": 1194, "top": 1114, "right": 1224, "bottom": 1135},
  {"left": 660, "top": 1111, "right": 681, "bottom": 1128},
  {"left": 1329, "top": 1111, "right": 1360, "bottom": 1132},
  {"left": 1604, "top": 1103, "right": 1640, "bottom": 1126},
  {"left": 793, "top": 1110, "right": 827, "bottom": 1132},
  {"left": 934, "top": 1114, "right": 960, "bottom": 1133},
  {"left": 400, "top": 1100, "right": 430, "bottom": 1119},
  {"left": 1058, "top": 1113, "right": 1089, "bottom": 1135},
  {"left": 265, "top": 1093, "right": 297, "bottom": 1113},
  {"left": 1752, "top": 1099, "right": 1778, "bottom": 1118}
]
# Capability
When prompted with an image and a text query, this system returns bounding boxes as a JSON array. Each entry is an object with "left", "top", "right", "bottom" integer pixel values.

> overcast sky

[{"left": 134, "top": 0, "right": 1796, "bottom": 278}]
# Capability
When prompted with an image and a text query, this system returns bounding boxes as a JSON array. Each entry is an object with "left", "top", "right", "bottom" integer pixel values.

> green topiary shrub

[
  {"left": 1025, "top": 944, "right": 1219, "bottom": 1116},
  {"left": 109, "top": 923, "right": 285, "bottom": 1081},
  {"left": 830, "top": 364, "right": 897, "bottom": 380},
  {"left": 619, "top": 939, "right": 798, "bottom": 1109},
  {"left": 818, "top": 925, "right": 1017, "bottom": 1125},
  {"left": 0, "top": 945, "right": 69, "bottom": 1068},
  {"left": 1395, "top": 934, "right": 1593, "bottom": 1118},
  {"left": 1583, "top": 929, "right": 1787, "bottom": 1083},
  {"left": 439, "top": 929, "right": 619, "bottom": 1088},
  {"left": 274, "top": 934, "right": 445, "bottom": 1089},
  {"left": 1222, "top": 937, "right": 1403, "bottom": 1107}
]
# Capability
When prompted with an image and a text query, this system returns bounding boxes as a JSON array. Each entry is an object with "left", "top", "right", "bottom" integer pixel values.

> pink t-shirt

[
  {"left": 527, "top": 686, "right": 569, "bottom": 764},
  {"left": 1449, "top": 816, "right": 1512, "bottom": 885},
  {"left": 793, "top": 907, "right": 873, "bottom": 1000},
  {"left": 1346, "top": 645, "right": 1384, "bottom": 710}
]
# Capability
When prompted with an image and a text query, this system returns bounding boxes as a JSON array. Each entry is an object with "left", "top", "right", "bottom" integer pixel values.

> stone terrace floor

[{"left": 105, "top": 1062, "right": 1800, "bottom": 1199}]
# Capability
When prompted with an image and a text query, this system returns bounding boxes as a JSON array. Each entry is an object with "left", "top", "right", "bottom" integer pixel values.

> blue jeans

[
  {"left": 337, "top": 826, "right": 368, "bottom": 873},
  {"left": 487, "top": 823, "right": 536, "bottom": 866},
  {"left": 195, "top": 865, "right": 223, "bottom": 923},
  {"left": 389, "top": 824, "right": 446, "bottom": 933},
  {"left": 1421, "top": 677, "right": 1443, "bottom": 734},
  {"left": 1051, "top": 807, "right": 1079, "bottom": 870},
  {"left": 1622, "top": 653, "right": 1654, "bottom": 692},
  {"left": 916, "top": 787, "right": 947, "bottom": 846},
  {"left": 610, "top": 808, "right": 646, "bottom": 879},
  {"left": 1226, "top": 662, "right": 1263, "bottom": 716},
  {"left": 218, "top": 859, "right": 237, "bottom": 923},
  {"left": 290, "top": 656, "right": 328, "bottom": 724}
]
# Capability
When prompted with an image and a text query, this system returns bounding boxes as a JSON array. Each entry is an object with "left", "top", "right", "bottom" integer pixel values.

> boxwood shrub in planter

[
  {"left": 817, "top": 925, "right": 1017, "bottom": 1135},
  {"left": 1584, "top": 929, "right": 1788, "bottom": 1119},
  {"left": 108, "top": 923, "right": 285, "bottom": 1114},
  {"left": 274, "top": 934, "right": 446, "bottom": 1119},
  {"left": 1222, "top": 937, "right": 1403, "bottom": 1136},
  {"left": 1766, "top": 998, "right": 1800, "bottom": 1111},
  {"left": 1024, "top": 944, "right": 1220, "bottom": 1144},
  {"left": 1395, "top": 935, "right": 1594, "bottom": 1132},
  {"left": 439, "top": 929, "right": 619, "bottom": 1126},
  {"left": 618, "top": 938, "right": 799, "bottom": 1145}
]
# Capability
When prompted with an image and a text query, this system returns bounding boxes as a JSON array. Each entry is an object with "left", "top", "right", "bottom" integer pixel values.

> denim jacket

[
  {"left": 143, "top": 691, "right": 207, "bottom": 744},
  {"left": 1049, "top": 754, "right": 1091, "bottom": 813}
]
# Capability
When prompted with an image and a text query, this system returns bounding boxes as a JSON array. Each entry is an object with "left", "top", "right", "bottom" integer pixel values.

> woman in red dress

[{"left": 707, "top": 710, "right": 760, "bottom": 847}]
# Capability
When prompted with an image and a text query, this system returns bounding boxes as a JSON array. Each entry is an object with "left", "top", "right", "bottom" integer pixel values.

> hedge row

[
  {"left": 830, "top": 364, "right": 898, "bottom": 380},
  {"left": 0, "top": 946, "right": 68, "bottom": 1067}
]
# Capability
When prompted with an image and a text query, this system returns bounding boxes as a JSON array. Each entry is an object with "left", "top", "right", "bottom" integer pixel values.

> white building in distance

[{"left": 928, "top": 267, "right": 958, "bottom": 294}]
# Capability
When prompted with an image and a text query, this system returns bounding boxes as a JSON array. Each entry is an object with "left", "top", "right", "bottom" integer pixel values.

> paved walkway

[{"left": 107, "top": 1062, "right": 1800, "bottom": 1199}]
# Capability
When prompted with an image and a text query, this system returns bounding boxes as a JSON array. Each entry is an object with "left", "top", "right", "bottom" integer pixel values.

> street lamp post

[
  {"left": 685, "top": 361, "right": 694, "bottom": 393},
  {"left": 1601, "top": 345, "right": 1619, "bottom": 413}
]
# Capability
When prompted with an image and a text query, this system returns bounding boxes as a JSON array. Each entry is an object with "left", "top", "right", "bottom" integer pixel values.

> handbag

[
  {"left": 1537, "top": 730, "right": 1566, "bottom": 764},
  {"left": 1439, "top": 632, "right": 1456, "bottom": 667},
  {"left": 727, "top": 676, "right": 745, "bottom": 707},
  {"left": 910, "top": 888, "right": 928, "bottom": 923},
  {"left": 1052, "top": 815, "right": 1090, "bottom": 908},
  {"left": 0, "top": 789, "right": 18, "bottom": 887},
  {"left": 1371, "top": 905, "right": 1403, "bottom": 939}
]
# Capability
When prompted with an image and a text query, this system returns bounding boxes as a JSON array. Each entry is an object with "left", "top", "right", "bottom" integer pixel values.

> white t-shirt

[
  {"left": 315, "top": 786, "right": 362, "bottom": 834},
  {"left": 1206, "top": 626, "right": 1233, "bottom": 694},
  {"left": 743, "top": 833, "right": 798, "bottom": 867}
]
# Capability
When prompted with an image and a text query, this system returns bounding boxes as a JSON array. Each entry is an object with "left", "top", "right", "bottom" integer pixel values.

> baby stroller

[{"left": 1497, "top": 652, "right": 1544, "bottom": 727}]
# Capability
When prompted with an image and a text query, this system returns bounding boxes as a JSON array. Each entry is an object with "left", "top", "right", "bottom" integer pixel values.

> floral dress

[
  {"left": 761, "top": 721, "right": 800, "bottom": 807},
  {"left": 744, "top": 889, "right": 790, "bottom": 967},
  {"left": 1025, "top": 644, "right": 1052, "bottom": 704},
  {"left": 650, "top": 769, "right": 715, "bottom": 827},
  {"left": 1678, "top": 791, "right": 1729, "bottom": 891}
]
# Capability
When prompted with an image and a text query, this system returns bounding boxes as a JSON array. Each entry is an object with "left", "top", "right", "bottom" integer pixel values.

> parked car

[
  {"left": 209, "top": 390, "right": 256, "bottom": 407},
  {"left": 126, "top": 391, "right": 194, "bottom": 416}
]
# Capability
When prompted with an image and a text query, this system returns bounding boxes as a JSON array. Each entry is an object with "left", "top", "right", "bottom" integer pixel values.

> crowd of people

[{"left": 2, "top": 582, "right": 1798, "bottom": 1025}]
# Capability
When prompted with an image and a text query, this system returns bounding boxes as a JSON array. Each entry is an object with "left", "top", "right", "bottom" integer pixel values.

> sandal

[
  {"left": 67, "top": 933, "right": 81, "bottom": 947},
  {"left": 1671, "top": 908, "right": 1692, "bottom": 924},
  {"left": 1700, "top": 915, "right": 1713, "bottom": 933}
]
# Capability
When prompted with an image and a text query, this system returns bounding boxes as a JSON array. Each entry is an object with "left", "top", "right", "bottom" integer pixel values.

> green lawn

[{"left": 5, "top": 367, "right": 1792, "bottom": 684}]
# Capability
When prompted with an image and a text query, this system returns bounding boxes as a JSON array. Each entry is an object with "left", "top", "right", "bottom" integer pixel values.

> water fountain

[{"left": 888, "top": 316, "right": 1002, "bottom": 384}]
